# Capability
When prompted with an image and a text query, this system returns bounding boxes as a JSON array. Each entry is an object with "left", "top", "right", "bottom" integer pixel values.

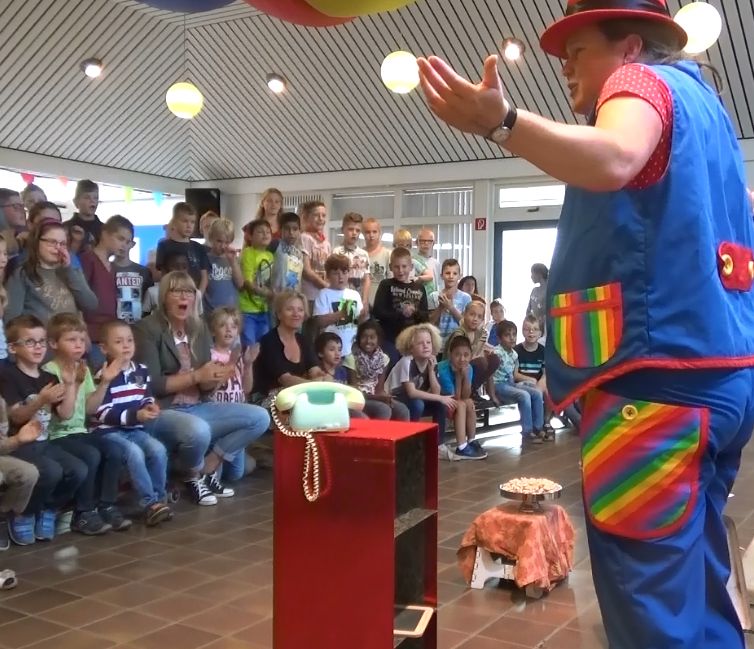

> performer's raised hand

[{"left": 417, "top": 54, "right": 508, "bottom": 138}]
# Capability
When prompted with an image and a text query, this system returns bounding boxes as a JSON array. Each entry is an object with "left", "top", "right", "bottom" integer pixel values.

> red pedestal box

[{"left": 274, "top": 420, "right": 438, "bottom": 649}]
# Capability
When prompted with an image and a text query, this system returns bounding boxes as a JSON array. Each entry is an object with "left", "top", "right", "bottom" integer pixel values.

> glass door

[{"left": 493, "top": 221, "right": 559, "bottom": 334}]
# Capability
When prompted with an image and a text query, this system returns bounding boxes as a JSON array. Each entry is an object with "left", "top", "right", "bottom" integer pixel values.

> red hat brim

[{"left": 540, "top": 9, "right": 688, "bottom": 58}]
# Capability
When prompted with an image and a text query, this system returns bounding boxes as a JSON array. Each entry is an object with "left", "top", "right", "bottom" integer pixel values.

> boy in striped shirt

[{"left": 94, "top": 321, "right": 172, "bottom": 526}]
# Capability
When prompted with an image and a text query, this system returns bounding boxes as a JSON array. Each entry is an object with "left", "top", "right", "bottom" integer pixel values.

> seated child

[
  {"left": 343, "top": 320, "right": 410, "bottom": 421},
  {"left": 44, "top": 313, "right": 131, "bottom": 533},
  {"left": 313, "top": 254, "right": 364, "bottom": 354},
  {"left": 0, "top": 418, "right": 42, "bottom": 549},
  {"left": 385, "top": 323, "right": 450, "bottom": 441},
  {"left": 209, "top": 307, "right": 259, "bottom": 482},
  {"left": 486, "top": 299, "right": 505, "bottom": 347},
  {"left": 515, "top": 314, "right": 580, "bottom": 437},
  {"left": 445, "top": 300, "right": 500, "bottom": 398},
  {"left": 491, "top": 320, "right": 545, "bottom": 445},
  {"left": 315, "top": 332, "right": 367, "bottom": 419},
  {"left": 0, "top": 315, "right": 88, "bottom": 544},
  {"left": 437, "top": 336, "right": 486, "bottom": 461},
  {"left": 93, "top": 321, "right": 172, "bottom": 526}
]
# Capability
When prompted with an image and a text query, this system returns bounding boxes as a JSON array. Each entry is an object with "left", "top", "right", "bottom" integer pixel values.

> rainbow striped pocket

[
  {"left": 550, "top": 283, "right": 623, "bottom": 368},
  {"left": 581, "top": 390, "right": 708, "bottom": 540}
]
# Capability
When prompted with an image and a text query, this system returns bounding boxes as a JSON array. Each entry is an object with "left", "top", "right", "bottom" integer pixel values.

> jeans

[
  {"left": 495, "top": 381, "right": 545, "bottom": 434},
  {"left": 146, "top": 402, "right": 270, "bottom": 474},
  {"left": 393, "top": 387, "right": 446, "bottom": 440},
  {"left": 51, "top": 433, "right": 125, "bottom": 509},
  {"left": 99, "top": 429, "right": 167, "bottom": 507},
  {"left": 242, "top": 313, "right": 270, "bottom": 348},
  {"left": 11, "top": 441, "right": 88, "bottom": 515},
  {"left": 363, "top": 397, "right": 410, "bottom": 421}
]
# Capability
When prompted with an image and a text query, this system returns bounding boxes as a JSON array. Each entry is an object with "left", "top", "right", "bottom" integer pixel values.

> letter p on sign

[{"left": 475, "top": 218, "right": 487, "bottom": 231}]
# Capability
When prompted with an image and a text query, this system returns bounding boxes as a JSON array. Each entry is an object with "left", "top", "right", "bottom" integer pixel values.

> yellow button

[
  {"left": 621, "top": 405, "right": 638, "bottom": 421},
  {"left": 721, "top": 253, "right": 734, "bottom": 276}
]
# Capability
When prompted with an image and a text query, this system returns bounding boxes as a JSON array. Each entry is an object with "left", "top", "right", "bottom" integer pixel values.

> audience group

[{"left": 0, "top": 180, "right": 565, "bottom": 560}]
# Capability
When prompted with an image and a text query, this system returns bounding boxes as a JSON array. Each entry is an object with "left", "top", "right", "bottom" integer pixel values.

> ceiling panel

[{"left": 0, "top": 0, "right": 751, "bottom": 182}]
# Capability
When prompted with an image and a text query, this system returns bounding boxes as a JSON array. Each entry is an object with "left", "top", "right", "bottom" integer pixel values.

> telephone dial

[{"left": 272, "top": 383, "right": 365, "bottom": 502}]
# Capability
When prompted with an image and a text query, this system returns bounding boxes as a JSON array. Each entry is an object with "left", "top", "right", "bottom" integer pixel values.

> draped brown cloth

[{"left": 458, "top": 502, "right": 576, "bottom": 591}]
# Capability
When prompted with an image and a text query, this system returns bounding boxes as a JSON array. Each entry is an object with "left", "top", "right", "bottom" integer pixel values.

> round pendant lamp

[
  {"left": 140, "top": 0, "right": 234, "bottom": 12},
  {"left": 380, "top": 51, "right": 419, "bottom": 94},
  {"left": 306, "top": 0, "right": 416, "bottom": 18},
  {"left": 674, "top": 2, "right": 723, "bottom": 54},
  {"left": 243, "top": 0, "right": 352, "bottom": 26},
  {"left": 166, "top": 82, "right": 204, "bottom": 118}
]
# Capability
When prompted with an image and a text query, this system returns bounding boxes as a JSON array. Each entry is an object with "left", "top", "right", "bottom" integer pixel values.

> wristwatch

[{"left": 485, "top": 104, "right": 518, "bottom": 145}]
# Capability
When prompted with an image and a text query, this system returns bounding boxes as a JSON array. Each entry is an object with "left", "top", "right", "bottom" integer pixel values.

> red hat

[{"left": 540, "top": 0, "right": 688, "bottom": 59}]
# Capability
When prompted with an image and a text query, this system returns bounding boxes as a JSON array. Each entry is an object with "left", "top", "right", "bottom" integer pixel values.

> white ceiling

[{"left": 0, "top": 0, "right": 751, "bottom": 182}]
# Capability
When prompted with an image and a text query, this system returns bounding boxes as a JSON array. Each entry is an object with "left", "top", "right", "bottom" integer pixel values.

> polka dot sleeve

[{"left": 596, "top": 63, "right": 673, "bottom": 189}]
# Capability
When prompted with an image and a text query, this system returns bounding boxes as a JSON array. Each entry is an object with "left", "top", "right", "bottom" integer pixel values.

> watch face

[{"left": 490, "top": 127, "right": 510, "bottom": 145}]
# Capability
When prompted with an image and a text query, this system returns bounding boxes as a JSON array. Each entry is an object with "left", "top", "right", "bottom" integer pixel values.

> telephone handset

[{"left": 271, "top": 383, "right": 365, "bottom": 502}]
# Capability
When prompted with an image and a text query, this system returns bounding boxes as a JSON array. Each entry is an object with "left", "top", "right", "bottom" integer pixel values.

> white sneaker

[{"left": 437, "top": 444, "right": 458, "bottom": 461}]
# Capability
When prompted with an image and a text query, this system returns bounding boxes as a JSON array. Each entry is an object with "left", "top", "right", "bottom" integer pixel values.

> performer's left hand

[{"left": 417, "top": 54, "right": 508, "bottom": 138}]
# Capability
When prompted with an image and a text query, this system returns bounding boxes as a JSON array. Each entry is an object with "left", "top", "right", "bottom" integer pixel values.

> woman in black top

[{"left": 255, "top": 290, "right": 325, "bottom": 398}]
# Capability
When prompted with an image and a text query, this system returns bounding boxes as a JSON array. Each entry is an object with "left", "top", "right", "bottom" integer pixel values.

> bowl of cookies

[{"left": 499, "top": 477, "right": 563, "bottom": 512}]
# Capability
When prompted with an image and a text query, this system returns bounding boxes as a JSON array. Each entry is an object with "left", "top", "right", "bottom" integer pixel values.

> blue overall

[{"left": 546, "top": 62, "right": 754, "bottom": 648}]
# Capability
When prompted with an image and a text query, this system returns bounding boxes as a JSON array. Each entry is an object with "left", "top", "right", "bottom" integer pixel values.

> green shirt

[
  {"left": 239, "top": 247, "right": 273, "bottom": 314},
  {"left": 43, "top": 360, "right": 95, "bottom": 439}
]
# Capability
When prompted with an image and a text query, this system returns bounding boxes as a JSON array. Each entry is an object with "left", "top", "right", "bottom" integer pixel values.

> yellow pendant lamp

[{"left": 305, "top": 0, "right": 416, "bottom": 18}]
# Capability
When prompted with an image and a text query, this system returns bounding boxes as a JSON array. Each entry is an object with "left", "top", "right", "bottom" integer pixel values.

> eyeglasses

[
  {"left": 14, "top": 338, "right": 48, "bottom": 349},
  {"left": 39, "top": 238, "right": 67, "bottom": 248},
  {"left": 417, "top": 239, "right": 434, "bottom": 245},
  {"left": 1, "top": 202, "right": 24, "bottom": 210},
  {"left": 168, "top": 288, "right": 195, "bottom": 297}
]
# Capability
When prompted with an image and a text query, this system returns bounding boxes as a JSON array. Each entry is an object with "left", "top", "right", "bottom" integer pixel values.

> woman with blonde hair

[{"left": 133, "top": 271, "right": 269, "bottom": 506}]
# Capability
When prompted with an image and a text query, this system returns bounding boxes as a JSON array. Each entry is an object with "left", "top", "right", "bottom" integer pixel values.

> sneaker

[
  {"left": 0, "top": 520, "right": 9, "bottom": 551},
  {"left": 454, "top": 444, "right": 488, "bottom": 460},
  {"left": 469, "top": 439, "right": 484, "bottom": 453},
  {"left": 144, "top": 502, "right": 172, "bottom": 527},
  {"left": 437, "top": 444, "right": 455, "bottom": 461},
  {"left": 204, "top": 472, "right": 234, "bottom": 498},
  {"left": 34, "top": 510, "right": 56, "bottom": 541},
  {"left": 99, "top": 506, "right": 132, "bottom": 532},
  {"left": 8, "top": 514, "right": 35, "bottom": 546},
  {"left": 522, "top": 432, "right": 544, "bottom": 445},
  {"left": 71, "top": 510, "right": 112, "bottom": 536},
  {"left": 542, "top": 429, "right": 556, "bottom": 442},
  {"left": 55, "top": 510, "right": 73, "bottom": 535},
  {"left": 186, "top": 478, "right": 217, "bottom": 506}
]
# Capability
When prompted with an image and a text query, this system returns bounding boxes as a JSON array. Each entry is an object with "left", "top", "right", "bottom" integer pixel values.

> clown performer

[{"left": 417, "top": 2, "right": 754, "bottom": 648}]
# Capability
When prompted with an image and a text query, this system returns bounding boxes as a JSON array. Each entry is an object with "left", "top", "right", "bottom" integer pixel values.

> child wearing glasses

[{"left": 4, "top": 219, "right": 97, "bottom": 326}]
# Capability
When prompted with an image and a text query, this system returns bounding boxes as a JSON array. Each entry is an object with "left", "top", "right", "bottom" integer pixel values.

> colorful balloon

[
  {"left": 244, "top": 0, "right": 351, "bottom": 26},
  {"left": 20, "top": 173, "right": 35, "bottom": 185},
  {"left": 140, "top": 0, "right": 234, "bottom": 12},
  {"left": 306, "top": 0, "right": 416, "bottom": 18}
]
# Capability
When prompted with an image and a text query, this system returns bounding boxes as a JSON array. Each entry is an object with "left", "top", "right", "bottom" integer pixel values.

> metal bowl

[{"left": 499, "top": 485, "right": 562, "bottom": 513}]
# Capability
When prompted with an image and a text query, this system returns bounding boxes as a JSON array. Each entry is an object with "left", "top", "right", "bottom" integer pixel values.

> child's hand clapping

[
  {"left": 136, "top": 403, "right": 161, "bottom": 423},
  {"left": 244, "top": 344, "right": 260, "bottom": 366},
  {"left": 38, "top": 382, "right": 66, "bottom": 405}
]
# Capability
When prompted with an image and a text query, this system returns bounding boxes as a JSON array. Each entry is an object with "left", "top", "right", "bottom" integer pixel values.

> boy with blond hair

[{"left": 332, "top": 212, "right": 371, "bottom": 311}]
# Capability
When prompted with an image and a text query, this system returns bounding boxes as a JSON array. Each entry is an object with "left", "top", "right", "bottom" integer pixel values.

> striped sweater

[{"left": 95, "top": 362, "right": 155, "bottom": 430}]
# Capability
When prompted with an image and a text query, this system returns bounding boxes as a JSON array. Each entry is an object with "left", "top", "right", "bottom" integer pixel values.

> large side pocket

[
  {"left": 549, "top": 282, "right": 623, "bottom": 368},
  {"left": 581, "top": 390, "right": 708, "bottom": 540}
]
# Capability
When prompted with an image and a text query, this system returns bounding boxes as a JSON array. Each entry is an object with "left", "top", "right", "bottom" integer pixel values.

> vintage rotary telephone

[{"left": 271, "top": 383, "right": 365, "bottom": 502}]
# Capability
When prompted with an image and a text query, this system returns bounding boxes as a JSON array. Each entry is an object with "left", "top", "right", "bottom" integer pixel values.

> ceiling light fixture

[
  {"left": 266, "top": 73, "right": 287, "bottom": 94},
  {"left": 674, "top": 1, "right": 722, "bottom": 54},
  {"left": 501, "top": 38, "right": 525, "bottom": 62},
  {"left": 80, "top": 58, "right": 103, "bottom": 78},
  {"left": 380, "top": 51, "right": 419, "bottom": 94}
]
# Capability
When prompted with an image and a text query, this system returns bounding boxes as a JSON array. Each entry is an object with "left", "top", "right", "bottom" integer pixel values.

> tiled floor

[{"left": 2, "top": 412, "right": 754, "bottom": 649}]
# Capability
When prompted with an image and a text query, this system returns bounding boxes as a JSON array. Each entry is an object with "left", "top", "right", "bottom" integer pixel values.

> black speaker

[{"left": 185, "top": 188, "right": 221, "bottom": 236}]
